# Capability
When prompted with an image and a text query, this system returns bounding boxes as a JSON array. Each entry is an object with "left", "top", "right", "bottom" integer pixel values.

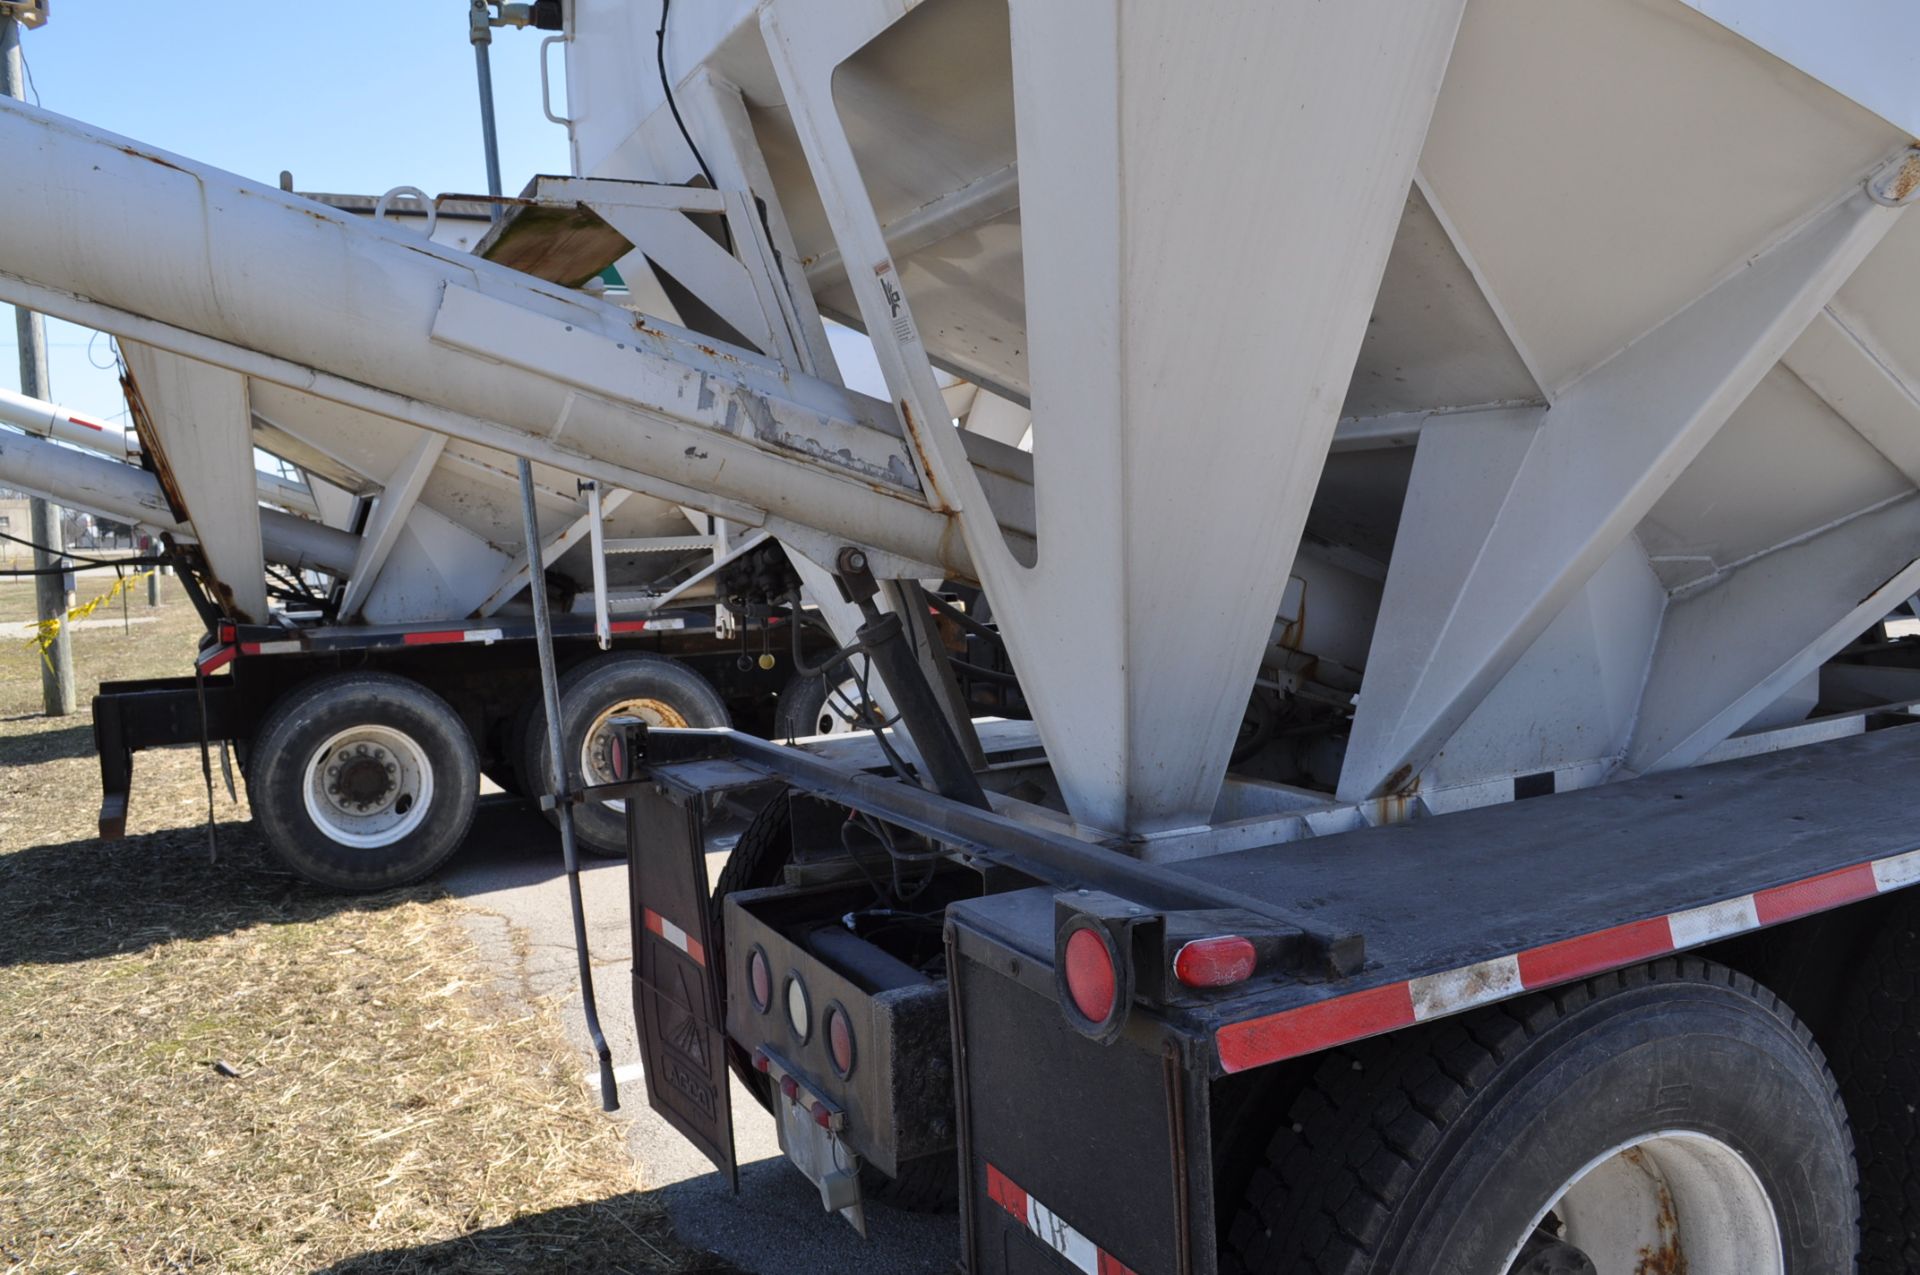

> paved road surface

[{"left": 444, "top": 798, "right": 956, "bottom": 1274}]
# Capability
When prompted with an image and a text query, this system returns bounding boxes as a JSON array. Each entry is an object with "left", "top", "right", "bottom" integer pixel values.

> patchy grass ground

[{"left": 0, "top": 577, "right": 722, "bottom": 1273}]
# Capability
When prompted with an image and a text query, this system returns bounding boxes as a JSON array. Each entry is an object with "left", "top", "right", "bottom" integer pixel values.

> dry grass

[{"left": 0, "top": 579, "right": 725, "bottom": 1273}]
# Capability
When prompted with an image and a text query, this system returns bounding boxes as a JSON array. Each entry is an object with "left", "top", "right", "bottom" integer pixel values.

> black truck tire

[
  {"left": 773, "top": 661, "right": 874, "bottom": 740},
  {"left": 523, "top": 652, "right": 730, "bottom": 857},
  {"left": 714, "top": 793, "right": 795, "bottom": 1109},
  {"left": 247, "top": 672, "right": 479, "bottom": 892},
  {"left": 1229, "top": 958, "right": 1856, "bottom": 1274},
  {"left": 774, "top": 671, "right": 832, "bottom": 740},
  {"left": 1830, "top": 900, "right": 1920, "bottom": 1273},
  {"left": 712, "top": 793, "right": 958, "bottom": 1213}
]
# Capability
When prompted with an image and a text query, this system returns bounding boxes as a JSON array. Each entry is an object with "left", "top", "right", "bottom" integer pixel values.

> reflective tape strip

[
  {"left": 1216, "top": 846, "right": 1920, "bottom": 1074},
  {"left": 195, "top": 645, "right": 234, "bottom": 674},
  {"left": 1409, "top": 956, "right": 1523, "bottom": 1021},
  {"left": 65, "top": 413, "right": 108, "bottom": 432},
  {"left": 240, "top": 639, "right": 302, "bottom": 656},
  {"left": 643, "top": 907, "right": 705, "bottom": 966},
  {"left": 1516, "top": 916, "right": 1674, "bottom": 988},
  {"left": 983, "top": 1164, "right": 1138, "bottom": 1275},
  {"left": 401, "top": 627, "right": 504, "bottom": 646},
  {"left": 1666, "top": 895, "right": 1760, "bottom": 948},
  {"left": 608, "top": 618, "right": 687, "bottom": 634},
  {"left": 1753, "top": 863, "right": 1878, "bottom": 924}
]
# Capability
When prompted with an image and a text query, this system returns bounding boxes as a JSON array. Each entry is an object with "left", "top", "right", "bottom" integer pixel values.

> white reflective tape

[
  {"left": 465, "top": 628, "right": 503, "bottom": 645},
  {"left": 659, "top": 914, "right": 691, "bottom": 954},
  {"left": 253, "top": 639, "right": 302, "bottom": 655},
  {"left": 650, "top": 618, "right": 686, "bottom": 631},
  {"left": 1025, "top": 1197, "right": 1100, "bottom": 1275},
  {"left": 1873, "top": 850, "right": 1920, "bottom": 893},
  {"left": 1667, "top": 895, "right": 1761, "bottom": 948},
  {"left": 1408, "top": 956, "right": 1523, "bottom": 1021}
]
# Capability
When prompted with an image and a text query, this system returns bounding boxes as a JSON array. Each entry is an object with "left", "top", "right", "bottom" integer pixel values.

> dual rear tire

[{"left": 1230, "top": 959, "right": 1857, "bottom": 1274}]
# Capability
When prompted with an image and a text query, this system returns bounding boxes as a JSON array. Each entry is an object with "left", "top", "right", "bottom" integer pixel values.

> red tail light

[
  {"left": 825, "top": 1003, "right": 856, "bottom": 1078},
  {"left": 780, "top": 1074, "right": 800, "bottom": 1101},
  {"left": 747, "top": 946, "right": 772, "bottom": 1013},
  {"left": 1064, "top": 927, "right": 1118, "bottom": 1023},
  {"left": 1174, "top": 936, "right": 1257, "bottom": 988}
]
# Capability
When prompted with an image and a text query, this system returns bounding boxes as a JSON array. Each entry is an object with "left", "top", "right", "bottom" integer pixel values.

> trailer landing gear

[{"left": 1228, "top": 959, "right": 1856, "bottom": 1274}]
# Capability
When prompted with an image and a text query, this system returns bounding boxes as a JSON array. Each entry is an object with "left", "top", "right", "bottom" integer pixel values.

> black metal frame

[
  {"left": 91, "top": 675, "right": 241, "bottom": 837},
  {"left": 621, "top": 717, "right": 1920, "bottom": 1275}
]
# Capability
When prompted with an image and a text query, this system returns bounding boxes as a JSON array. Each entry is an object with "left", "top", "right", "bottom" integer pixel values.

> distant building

[{"left": 0, "top": 491, "right": 27, "bottom": 537}]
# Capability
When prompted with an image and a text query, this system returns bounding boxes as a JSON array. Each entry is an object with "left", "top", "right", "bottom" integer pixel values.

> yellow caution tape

[{"left": 25, "top": 569, "right": 156, "bottom": 670}]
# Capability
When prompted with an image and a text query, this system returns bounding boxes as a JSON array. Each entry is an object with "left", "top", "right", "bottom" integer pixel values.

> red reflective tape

[
  {"left": 1098, "top": 1252, "right": 1140, "bottom": 1275},
  {"left": 65, "top": 413, "right": 108, "bottom": 432},
  {"left": 1215, "top": 982, "right": 1415, "bottom": 1074},
  {"left": 238, "top": 642, "right": 261, "bottom": 655},
  {"left": 608, "top": 619, "right": 652, "bottom": 634},
  {"left": 984, "top": 1163, "right": 1028, "bottom": 1221},
  {"left": 1518, "top": 916, "right": 1673, "bottom": 989},
  {"left": 1754, "top": 863, "right": 1878, "bottom": 925},
  {"left": 401, "top": 630, "right": 467, "bottom": 646},
  {"left": 196, "top": 646, "right": 234, "bottom": 673},
  {"left": 643, "top": 907, "right": 705, "bottom": 966}
]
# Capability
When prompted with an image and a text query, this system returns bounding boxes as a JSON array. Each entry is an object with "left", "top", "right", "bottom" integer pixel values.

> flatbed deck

[{"left": 955, "top": 720, "right": 1920, "bottom": 1074}]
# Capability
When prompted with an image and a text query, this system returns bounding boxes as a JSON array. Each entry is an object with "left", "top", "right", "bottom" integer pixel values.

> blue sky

[{"left": 1, "top": 3, "right": 572, "bottom": 424}]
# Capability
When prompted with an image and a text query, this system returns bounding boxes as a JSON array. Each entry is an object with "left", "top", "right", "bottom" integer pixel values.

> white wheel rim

[
  {"left": 812, "top": 672, "right": 880, "bottom": 736},
  {"left": 813, "top": 677, "right": 865, "bottom": 736},
  {"left": 1503, "top": 1131, "right": 1783, "bottom": 1275},
  {"left": 302, "top": 724, "right": 435, "bottom": 849},
  {"left": 579, "top": 697, "right": 688, "bottom": 813}
]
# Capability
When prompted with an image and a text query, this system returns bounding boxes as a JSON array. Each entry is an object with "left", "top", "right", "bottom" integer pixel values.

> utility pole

[{"left": 1, "top": 8, "right": 74, "bottom": 716}]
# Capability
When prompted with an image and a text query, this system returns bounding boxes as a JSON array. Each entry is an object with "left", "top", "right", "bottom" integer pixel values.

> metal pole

[
  {"left": 472, "top": 5, "right": 616, "bottom": 1110},
  {"left": 470, "top": 1, "right": 505, "bottom": 213},
  {"left": 584, "top": 480, "right": 611, "bottom": 649},
  {"left": 519, "top": 458, "right": 619, "bottom": 1112},
  {"left": 2, "top": 15, "right": 73, "bottom": 717}
]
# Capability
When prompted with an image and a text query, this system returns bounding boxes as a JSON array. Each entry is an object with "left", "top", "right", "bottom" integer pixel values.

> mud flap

[{"left": 626, "top": 772, "right": 740, "bottom": 1190}]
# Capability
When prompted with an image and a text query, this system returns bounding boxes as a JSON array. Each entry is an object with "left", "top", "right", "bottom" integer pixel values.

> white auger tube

[
  {"left": 0, "top": 98, "right": 1030, "bottom": 580},
  {"left": 0, "top": 426, "right": 358, "bottom": 576},
  {"left": 0, "top": 384, "right": 320, "bottom": 517}
]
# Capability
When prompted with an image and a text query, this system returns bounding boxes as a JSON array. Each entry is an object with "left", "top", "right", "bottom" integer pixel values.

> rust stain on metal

[
  {"left": 1370, "top": 765, "right": 1420, "bottom": 825},
  {"left": 1625, "top": 1147, "right": 1687, "bottom": 1275},
  {"left": 1888, "top": 150, "right": 1920, "bottom": 204},
  {"left": 1859, "top": 561, "right": 1918, "bottom": 608},
  {"left": 897, "top": 399, "right": 955, "bottom": 512},
  {"left": 116, "top": 143, "right": 189, "bottom": 175},
  {"left": 118, "top": 369, "right": 190, "bottom": 525}
]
